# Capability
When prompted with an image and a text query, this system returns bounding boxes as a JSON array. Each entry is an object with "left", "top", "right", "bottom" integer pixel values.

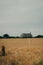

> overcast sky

[{"left": 0, "top": 0, "right": 43, "bottom": 36}]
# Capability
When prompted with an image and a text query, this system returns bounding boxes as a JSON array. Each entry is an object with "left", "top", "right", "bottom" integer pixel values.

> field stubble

[{"left": 0, "top": 38, "right": 43, "bottom": 65}]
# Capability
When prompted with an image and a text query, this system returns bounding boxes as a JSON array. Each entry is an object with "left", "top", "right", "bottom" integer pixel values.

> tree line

[{"left": 0, "top": 34, "right": 43, "bottom": 38}]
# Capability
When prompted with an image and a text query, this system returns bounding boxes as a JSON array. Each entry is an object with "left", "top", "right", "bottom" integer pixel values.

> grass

[
  {"left": 34, "top": 60, "right": 43, "bottom": 65},
  {"left": 0, "top": 48, "right": 43, "bottom": 65},
  {"left": 0, "top": 38, "right": 43, "bottom": 65}
]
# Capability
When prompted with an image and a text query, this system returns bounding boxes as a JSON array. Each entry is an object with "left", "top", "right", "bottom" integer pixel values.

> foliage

[{"left": 3, "top": 34, "right": 9, "bottom": 38}]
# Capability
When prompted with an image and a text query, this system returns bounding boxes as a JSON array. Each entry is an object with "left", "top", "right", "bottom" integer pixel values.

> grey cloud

[{"left": 0, "top": 0, "right": 43, "bottom": 36}]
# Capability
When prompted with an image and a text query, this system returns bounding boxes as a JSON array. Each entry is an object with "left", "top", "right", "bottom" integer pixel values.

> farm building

[{"left": 21, "top": 32, "right": 32, "bottom": 38}]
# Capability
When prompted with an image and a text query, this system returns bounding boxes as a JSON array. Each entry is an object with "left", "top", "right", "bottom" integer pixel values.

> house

[{"left": 21, "top": 32, "right": 32, "bottom": 38}]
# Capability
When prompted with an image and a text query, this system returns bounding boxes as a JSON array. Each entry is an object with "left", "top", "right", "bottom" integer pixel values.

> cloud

[{"left": 0, "top": 0, "right": 43, "bottom": 36}]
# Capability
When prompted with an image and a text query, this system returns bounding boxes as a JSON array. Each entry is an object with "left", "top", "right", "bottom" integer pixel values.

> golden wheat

[{"left": 0, "top": 38, "right": 43, "bottom": 65}]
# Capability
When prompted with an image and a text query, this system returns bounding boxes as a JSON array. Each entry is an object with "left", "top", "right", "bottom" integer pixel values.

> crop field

[{"left": 0, "top": 38, "right": 43, "bottom": 65}]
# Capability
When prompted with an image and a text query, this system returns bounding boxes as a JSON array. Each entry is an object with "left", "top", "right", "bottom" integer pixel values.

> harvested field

[{"left": 0, "top": 38, "right": 43, "bottom": 65}]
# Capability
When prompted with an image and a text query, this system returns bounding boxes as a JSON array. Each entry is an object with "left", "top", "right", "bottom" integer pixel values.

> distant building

[{"left": 21, "top": 32, "right": 32, "bottom": 38}]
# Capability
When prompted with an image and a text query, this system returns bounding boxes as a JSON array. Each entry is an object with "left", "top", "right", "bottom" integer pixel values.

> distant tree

[
  {"left": 34, "top": 35, "right": 43, "bottom": 38},
  {"left": 15, "top": 36, "right": 20, "bottom": 38},
  {"left": 37, "top": 35, "right": 43, "bottom": 38},
  {"left": 3, "top": 34, "right": 9, "bottom": 38},
  {"left": 0, "top": 36, "right": 3, "bottom": 38}
]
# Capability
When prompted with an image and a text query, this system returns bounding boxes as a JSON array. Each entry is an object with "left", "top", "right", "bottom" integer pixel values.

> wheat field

[{"left": 0, "top": 38, "right": 43, "bottom": 65}]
